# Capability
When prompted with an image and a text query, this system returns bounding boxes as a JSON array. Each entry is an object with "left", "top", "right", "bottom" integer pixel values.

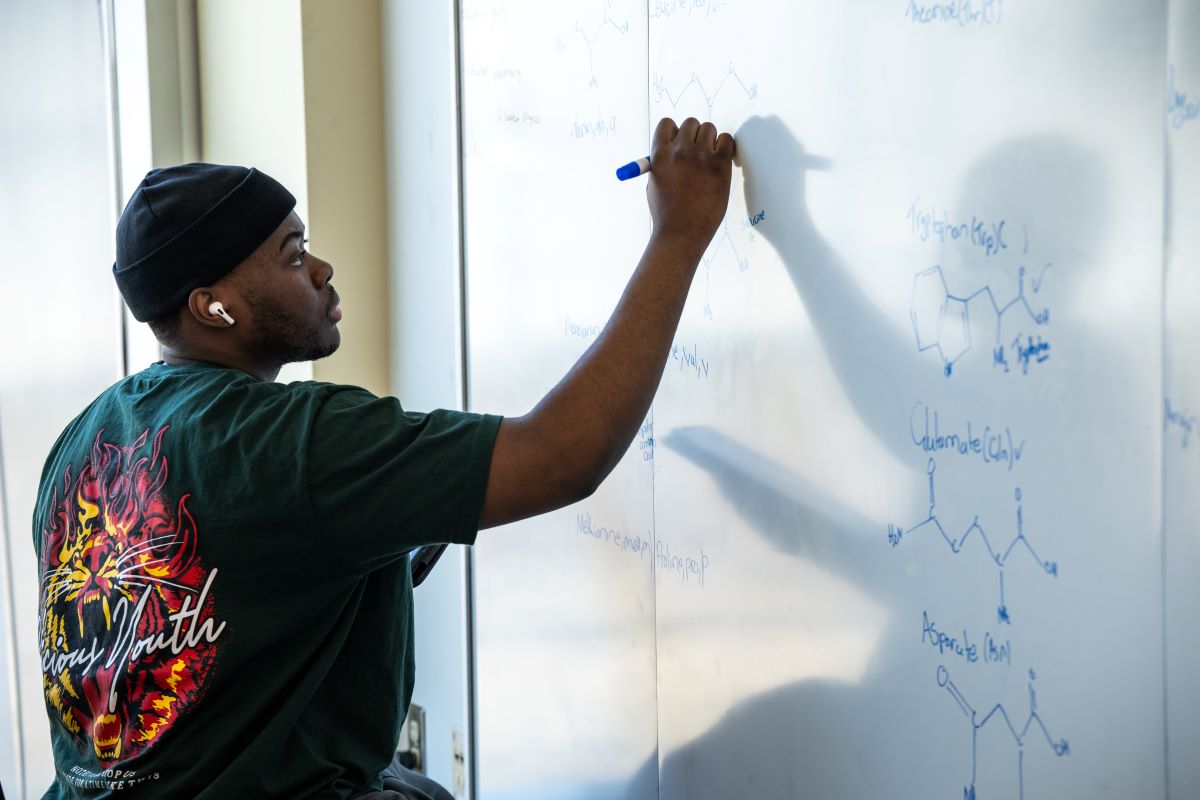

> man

[{"left": 34, "top": 116, "right": 735, "bottom": 799}]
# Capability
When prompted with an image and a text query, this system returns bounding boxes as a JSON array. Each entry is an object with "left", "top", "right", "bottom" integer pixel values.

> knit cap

[{"left": 113, "top": 163, "right": 296, "bottom": 321}]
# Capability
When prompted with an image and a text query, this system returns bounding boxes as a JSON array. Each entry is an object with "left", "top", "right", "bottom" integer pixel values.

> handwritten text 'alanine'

[
  {"left": 907, "top": 198, "right": 1008, "bottom": 257},
  {"left": 1165, "top": 397, "right": 1198, "bottom": 449},
  {"left": 921, "top": 611, "right": 1012, "bottom": 667},
  {"left": 564, "top": 316, "right": 601, "bottom": 339},
  {"left": 910, "top": 402, "right": 1025, "bottom": 471},
  {"left": 904, "top": 0, "right": 1003, "bottom": 28},
  {"left": 576, "top": 513, "right": 709, "bottom": 587}
]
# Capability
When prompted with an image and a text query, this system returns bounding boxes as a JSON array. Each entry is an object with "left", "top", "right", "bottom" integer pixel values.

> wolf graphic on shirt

[{"left": 38, "top": 425, "right": 225, "bottom": 764}]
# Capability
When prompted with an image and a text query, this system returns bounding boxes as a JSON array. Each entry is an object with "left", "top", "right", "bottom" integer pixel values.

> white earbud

[{"left": 208, "top": 301, "right": 236, "bottom": 326}]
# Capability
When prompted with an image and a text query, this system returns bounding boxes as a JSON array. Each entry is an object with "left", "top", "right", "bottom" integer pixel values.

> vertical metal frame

[
  {"left": 100, "top": 0, "right": 129, "bottom": 380},
  {"left": 449, "top": 3, "right": 480, "bottom": 797},
  {"left": 0, "top": 405, "right": 25, "bottom": 800}
]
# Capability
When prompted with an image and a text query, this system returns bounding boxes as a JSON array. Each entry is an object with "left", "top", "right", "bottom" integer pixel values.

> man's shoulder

[
  {"left": 42, "top": 367, "right": 369, "bottom": 470},
  {"left": 42, "top": 366, "right": 387, "bottom": 475},
  {"left": 121, "top": 363, "right": 368, "bottom": 415}
]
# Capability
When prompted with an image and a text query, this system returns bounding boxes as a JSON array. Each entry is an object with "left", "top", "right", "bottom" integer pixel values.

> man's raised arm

[{"left": 480, "top": 116, "right": 736, "bottom": 529}]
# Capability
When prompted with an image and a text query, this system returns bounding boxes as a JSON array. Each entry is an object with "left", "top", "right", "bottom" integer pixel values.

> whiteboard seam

[
  {"left": 450, "top": 1, "right": 480, "bottom": 798},
  {"left": 644, "top": 3, "right": 663, "bottom": 799},
  {"left": 1159, "top": 13, "right": 1172, "bottom": 796},
  {"left": 100, "top": 0, "right": 128, "bottom": 383},
  {"left": 0, "top": 401, "right": 25, "bottom": 800}
]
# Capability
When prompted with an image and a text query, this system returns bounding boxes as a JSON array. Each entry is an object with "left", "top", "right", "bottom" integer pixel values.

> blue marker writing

[{"left": 616, "top": 157, "right": 651, "bottom": 181}]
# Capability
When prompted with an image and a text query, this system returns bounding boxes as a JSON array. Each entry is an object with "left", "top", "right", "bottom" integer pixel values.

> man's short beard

[{"left": 243, "top": 290, "right": 338, "bottom": 365}]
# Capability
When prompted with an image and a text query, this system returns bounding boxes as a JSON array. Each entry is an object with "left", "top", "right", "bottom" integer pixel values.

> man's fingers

[
  {"left": 715, "top": 132, "right": 736, "bottom": 159},
  {"left": 677, "top": 117, "right": 702, "bottom": 145},
  {"left": 655, "top": 116, "right": 735, "bottom": 150},
  {"left": 653, "top": 116, "right": 735, "bottom": 162},
  {"left": 653, "top": 117, "right": 679, "bottom": 154}
]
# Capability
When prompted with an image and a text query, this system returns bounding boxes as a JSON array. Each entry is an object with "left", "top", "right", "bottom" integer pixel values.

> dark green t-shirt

[{"left": 33, "top": 361, "right": 500, "bottom": 799}]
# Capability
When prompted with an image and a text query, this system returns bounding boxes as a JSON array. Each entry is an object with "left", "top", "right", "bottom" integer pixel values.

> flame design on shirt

[{"left": 39, "top": 425, "right": 222, "bottom": 764}]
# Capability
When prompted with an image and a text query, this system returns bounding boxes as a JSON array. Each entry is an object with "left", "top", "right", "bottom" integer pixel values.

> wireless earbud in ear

[{"left": 208, "top": 301, "right": 236, "bottom": 326}]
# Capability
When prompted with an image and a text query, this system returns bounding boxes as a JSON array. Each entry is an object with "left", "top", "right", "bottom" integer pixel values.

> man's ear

[{"left": 186, "top": 287, "right": 238, "bottom": 330}]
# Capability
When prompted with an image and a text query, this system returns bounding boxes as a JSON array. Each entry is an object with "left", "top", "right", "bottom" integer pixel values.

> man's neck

[{"left": 160, "top": 347, "right": 280, "bottom": 383}]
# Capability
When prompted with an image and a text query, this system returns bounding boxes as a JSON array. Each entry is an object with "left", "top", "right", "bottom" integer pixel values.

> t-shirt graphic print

[{"left": 38, "top": 424, "right": 224, "bottom": 772}]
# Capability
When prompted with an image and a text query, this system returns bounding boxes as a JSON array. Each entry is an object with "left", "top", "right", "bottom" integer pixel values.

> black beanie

[{"left": 113, "top": 163, "right": 296, "bottom": 322}]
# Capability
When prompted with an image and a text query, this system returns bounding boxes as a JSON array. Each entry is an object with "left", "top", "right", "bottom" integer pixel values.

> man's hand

[
  {"left": 479, "top": 117, "right": 736, "bottom": 530},
  {"left": 647, "top": 117, "right": 737, "bottom": 244}
]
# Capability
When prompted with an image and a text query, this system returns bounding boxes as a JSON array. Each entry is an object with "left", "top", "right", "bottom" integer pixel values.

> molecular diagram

[
  {"left": 556, "top": 0, "right": 631, "bottom": 89},
  {"left": 652, "top": 62, "right": 758, "bottom": 121},
  {"left": 647, "top": 63, "right": 758, "bottom": 320},
  {"left": 699, "top": 218, "right": 752, "bottom": 320},
  {"left": 937, "top": 665, "right": 1070, "bottom": 799},
  {"left": 910, "top": 264, "right": 1051, "bottom": 377},
  {"left": 888, "top": 459, "right": 1059, "bottom": 625}
]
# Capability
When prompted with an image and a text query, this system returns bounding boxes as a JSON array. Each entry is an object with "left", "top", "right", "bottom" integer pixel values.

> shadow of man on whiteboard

[
  {"left": 734, "top": 114, "right": 921, "bottom": 460},
  {"left": 726, "top": 114, "right": 1110, "bottom": 461},
  {"left": 620, "top": 117, "right": 1109, "bottom": 799},
  {"left": 668, "top": 113, "right": 1109, "bottom": 568}
]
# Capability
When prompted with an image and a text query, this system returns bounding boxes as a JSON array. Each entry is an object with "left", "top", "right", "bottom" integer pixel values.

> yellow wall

[
  {"left": 197, "top": 0, "right": 309, "bottom": 221},
  {"left": 300, "top": 0, "right": 389, "bottom": 395},
  {"left": 196, "top": 0, "right": 389, "bottom": 395}
]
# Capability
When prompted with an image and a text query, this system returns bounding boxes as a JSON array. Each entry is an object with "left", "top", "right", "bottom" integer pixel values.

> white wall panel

[{"left": 0, "top": 2, "right": 124, "bottom": 797}]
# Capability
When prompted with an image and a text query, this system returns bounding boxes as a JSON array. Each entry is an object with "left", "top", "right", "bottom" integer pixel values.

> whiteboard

[
  {"left": 461, "top": 3, "right": 658, "bottom": 798},
  {"left": 1164, "top": 2, "right": 1200, "bottom": 799},
  {"left": 461, "top": 1, "right": 1180, "bottom": 797}
]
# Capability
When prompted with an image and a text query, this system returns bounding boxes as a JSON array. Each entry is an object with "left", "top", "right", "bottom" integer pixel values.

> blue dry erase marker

[{"left": 616, "top": 157, "right": 651, "bottom": 181}]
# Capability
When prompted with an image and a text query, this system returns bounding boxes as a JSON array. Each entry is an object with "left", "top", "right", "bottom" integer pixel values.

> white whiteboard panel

[
  {"left": 461, "top": 2, "right": 1179, "bottom": 798},
  {"left": 649, "top": 3, "right": 1165, "bottom": 798},
  {"left": 1164, "top": 2, "right": 1200, "bottom": 799},
  {"left": 461, "top": 3, "right": 657, "bottom": 798}
]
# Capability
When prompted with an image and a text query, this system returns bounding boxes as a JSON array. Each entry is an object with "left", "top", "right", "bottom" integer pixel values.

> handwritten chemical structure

[
  {"left": 556, "top": 0, "right": 631, "bottom": 89},
  {"left": 910, "top": 264, "right": 1051, "bottom": 377},
  {"left": 700, "top": 217, "right": 753, "bottom": 320},
  {"left": 888, "top": 459, "right": 1059, "bottom": 624},
  {"left": 937, "top": 664, "right": 1070, "bottom": 799},
  {"left": 652, "top": 62, "right": 758, "bottom": 121}
]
